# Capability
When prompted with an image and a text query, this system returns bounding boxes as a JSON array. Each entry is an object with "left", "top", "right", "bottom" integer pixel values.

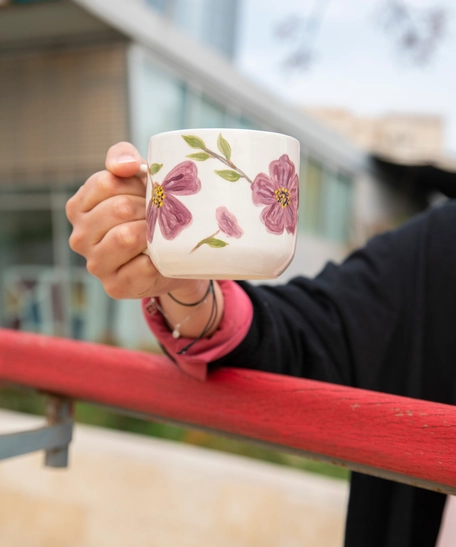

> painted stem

[
  {"left": 202, "top": 147, "right": 253, "bottom": 184},
  {"left": 190, "top": 230, "right": 221, "bottom": 254}
]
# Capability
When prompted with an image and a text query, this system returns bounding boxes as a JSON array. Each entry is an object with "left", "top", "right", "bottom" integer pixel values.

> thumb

[{"left": 105, "top": 141, "right": 144, "bottom": 178}]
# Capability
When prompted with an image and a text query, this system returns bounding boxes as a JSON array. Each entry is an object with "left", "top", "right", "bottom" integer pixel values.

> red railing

[{"left": 1, "top": 327, "right": 455, "bottom": 494}]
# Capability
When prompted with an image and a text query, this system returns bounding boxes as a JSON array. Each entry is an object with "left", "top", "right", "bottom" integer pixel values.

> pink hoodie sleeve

[{"left": 142, "top": 280, "right": 253, "bottom": 380}]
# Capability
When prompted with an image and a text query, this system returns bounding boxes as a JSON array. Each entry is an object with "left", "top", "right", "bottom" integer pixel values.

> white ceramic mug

[{"left": 145, "top": 128, "right": 300, "bottom": 280}]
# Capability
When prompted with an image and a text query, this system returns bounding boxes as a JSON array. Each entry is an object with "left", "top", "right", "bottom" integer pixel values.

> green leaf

[
  {"left": 149, "top": 163, "right": 163, "bottom": 176},
  {"left": 203, "top": 238, "right": 229, "bottom": 248},
  {"left": 182, "top": 135, "right": 206, "bottom": 149},
  {"left": 214, "top": 169, "right": 241, "bottom": 182},
  {"left": 217, "top": 133, "right": 232, "bottom": 161},
  {"left": 186, "top": 152, "right": 211, "bottom": 161}
]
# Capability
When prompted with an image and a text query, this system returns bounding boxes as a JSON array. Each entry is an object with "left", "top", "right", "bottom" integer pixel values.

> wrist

[{"left": 167, "top": 280, "right": 210, "bottom": 304}]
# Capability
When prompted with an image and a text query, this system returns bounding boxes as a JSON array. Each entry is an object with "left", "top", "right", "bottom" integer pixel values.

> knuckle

[
  {"left": 65, "top": 197, "right": 75, "bottom": 222},
  {"left": 104, "top": 278, "right": 123, "bottom": 300},
  {"left": 115, "top": 224, "right": 137, "bottom": 249},
  {"left": 84, "top": 170, "right": 105, "bottom": 192},
  {"left": 85, "top": 259, "right": 100, "bottom": 277},
  {"left": 114, "top": 196, "right": 134, "bottom": 221},
  {"left": 69, "top": 230, "right": 84, "bottom": 252},
  {"left": 96, "top": 171, "right": 112, "bottom": 192},
  {"left": 99, "top": 170, "right": 117, "bottom": 194}
]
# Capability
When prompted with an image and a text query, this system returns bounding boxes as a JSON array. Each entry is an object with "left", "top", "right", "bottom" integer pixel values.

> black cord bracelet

[
  {"left": 176, "top": 281, "right": 218, "bottom": 355},
  {"left": 168, "top": 280, "right": 212, "bottom": 307}
]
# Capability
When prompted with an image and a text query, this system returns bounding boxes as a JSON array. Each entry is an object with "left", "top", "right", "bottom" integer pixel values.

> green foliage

[
  {"left": 202, "top": 237, "right": 228, "bottom": 248},
  {"left": 186, "top": 153, "right": 211, "bottom": 161},
  {"left": 214, "top": 169, "right": 241, "bottom": 182},
  {"left": 217, "top": 133, "right": 232, "bottom": 161},
  {"left": 149, "top": 163, "right": 163, "bottom": 175},
  {"left": 0, "top": 386, "right": 348, "bottom": 481},
  {"left": 182, "top": 135, "right": 206, "bottom": 149},
  {"left": 0, "top": 386, "right": 46, "bottom": 415}
]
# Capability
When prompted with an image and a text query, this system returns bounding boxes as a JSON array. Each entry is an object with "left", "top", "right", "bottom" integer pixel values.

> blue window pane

[
  {"left": 146, "top": 0, "right": 239, "bottom": 59},
  {"left": 237, "top": 116, "right": 261, "bottom": 130},
  {"left": 224, "top": 111, "right": 241, "bottom": 128},
  {"left": 335, "top": 173, "right": 353, "bottom": 242},
  {"left": 300, "top": 157, "right": 353, "bottom": 243},
  {"left": 146, "top": 0, "right": 167, "bottom": 11},
  {"left": 132, "top": 60, "right": 185, "bottom": 157},
  {"left": 300, "top": 158, "right": 324, "bottom": 236},
  {"left": 198, "top": 96, "right": 225, "bottom": 128}
]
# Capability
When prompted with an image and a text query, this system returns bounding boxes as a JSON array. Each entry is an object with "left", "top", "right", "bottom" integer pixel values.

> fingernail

[{"left": 117, "top": 154, "right": 136, "bottom": 164}]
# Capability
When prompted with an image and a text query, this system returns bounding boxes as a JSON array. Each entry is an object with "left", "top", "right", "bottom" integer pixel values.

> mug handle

[{"left": 137, "top": 163, "right": 148, "bottom": 180}]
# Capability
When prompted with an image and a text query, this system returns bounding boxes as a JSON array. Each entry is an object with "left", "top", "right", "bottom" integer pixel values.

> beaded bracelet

[
  {"left": 146, "top": 281, "right": 217, "bottom": 355},
  {"left": 147, "top": 296, "right": 208, "bottom": 339}
]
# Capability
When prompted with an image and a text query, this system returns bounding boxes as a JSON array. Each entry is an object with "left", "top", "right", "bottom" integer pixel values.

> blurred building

[
  {"left": 146, "top": 0, "right": 239, "bottom": 60},
  {"left": 0, "top": 0, "right": 424, "bottom": 347},
  {"left": 305, "top": 107, "right": 445, "bottom": 164}
]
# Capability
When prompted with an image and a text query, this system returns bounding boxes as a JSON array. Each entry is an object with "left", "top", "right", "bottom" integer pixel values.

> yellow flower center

[
  {"left": 274, "top": 187, "right": 290, "bottom": 208},
  {"left": 152, "top": 185, "right": 166, "bottom": 207}
]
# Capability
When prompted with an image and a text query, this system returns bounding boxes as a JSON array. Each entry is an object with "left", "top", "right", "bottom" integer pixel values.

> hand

[{"left": 66, "top": 142, "right": 208, "bottom": 301}]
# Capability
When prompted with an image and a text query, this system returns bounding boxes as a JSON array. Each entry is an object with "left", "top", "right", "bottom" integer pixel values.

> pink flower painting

[
  {"left": 216, "top": 206, "right": 244, "bottom": 238},
  {"left": 146, "top": 161, "right": 201, "bottom": 242},
  {"left": 251, "top": 154, "right": 298, "bottom": 235},
  {"left": 190, "top": 207, "right": 243, "bottom": 253}
]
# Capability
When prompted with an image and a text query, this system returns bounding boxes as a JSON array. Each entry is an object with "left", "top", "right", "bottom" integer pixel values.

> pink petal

[
  {"left": 285, "top": 174, "right": 298, "bottom": 234},
  {"left": 251, "top": 173, "right": 276, "bottom": 206},
  {"left": 269, "top": 155, "right": 296, "bottom": 189},
  {"left": 283, "top": 201, "right": 298, "bottom": 235},
  {"left": 288, "top": 174, "right": 299, "bottom": 201},
  {"left": 146, "top": 200, "right": 159, "bottom": 243},
  {"left": 216, "top": 206, "right": 244, "bottom": 238},
  {"left": 158, "top": 194, "right": 193, "bottom": 240},
  {"left": 162, "top": 161, "right": 201, "bottom": 196},
  {"left": 260, "top": 203, "right": 287, "bottom": 235}
]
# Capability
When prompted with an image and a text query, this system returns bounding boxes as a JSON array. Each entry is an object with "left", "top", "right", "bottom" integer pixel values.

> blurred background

[{"left": 0, "top": 0, "right": 455, "bottom": 545}]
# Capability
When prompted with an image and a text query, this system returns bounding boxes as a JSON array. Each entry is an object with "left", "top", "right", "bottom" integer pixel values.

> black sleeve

[{"left": 211, "top": 200, "right": 456, "bottom": 403}]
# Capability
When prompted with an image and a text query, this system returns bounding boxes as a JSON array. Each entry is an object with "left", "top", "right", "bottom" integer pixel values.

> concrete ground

[{"left": 0, "top": 410, "right": 348, "bottom": 547}]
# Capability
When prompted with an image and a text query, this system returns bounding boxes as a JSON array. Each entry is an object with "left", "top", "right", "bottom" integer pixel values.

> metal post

[
  {"left": 0, "top": 394, "right": 73, "bottom": 467},
  {"left": 44, "top": 395, "right": 73, "bottom": 468},
  {"left": 51, "top": 191, "right": 72, "bottom": 338}
]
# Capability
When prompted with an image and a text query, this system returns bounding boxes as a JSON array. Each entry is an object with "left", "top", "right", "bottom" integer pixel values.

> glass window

[
  {"left": 222, "top": 112, "right": 263, "bottom": 130},
  {"left": 146, "top": 0, "right": 167, "bottom": 11},
  {"left": 300, "top": 158, "right": 324, "bottom": 236},
  {"left": 0, "top": 201, "right": 111, "bottom": 341},
  {"left": 182, "top": 87, "right": 201, "bottom": 128},
  {"left": 146, "top": 0, "right": 239, "bottom": 59},
  {"left": 238, "top": 116, "right": 262, "bottom": 130},
  {"left": 333, "top": 172, "right": 353, "bottom": 242},
  {"left": 326, "top": 171, "right": 353, "bottom": 242},
  {"left": 0, "top": 208, "right": 52, "bottom": 332},
  {"left": 224, "top": 110, "right": 241, "bottom": 128},
  {"left": 132, "top": 58, "right": 185, "bottom": 157},
  {"left": 299, "top": 158, "right": 353, "bottom": 243},
  {"left": 199, "top": 96, "right": 225, "bottom": 128}
]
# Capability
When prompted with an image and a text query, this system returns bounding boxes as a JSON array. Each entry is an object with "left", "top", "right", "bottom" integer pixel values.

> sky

[{"left": 235, "top": 0, "right": 456, "bottom": 155}]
